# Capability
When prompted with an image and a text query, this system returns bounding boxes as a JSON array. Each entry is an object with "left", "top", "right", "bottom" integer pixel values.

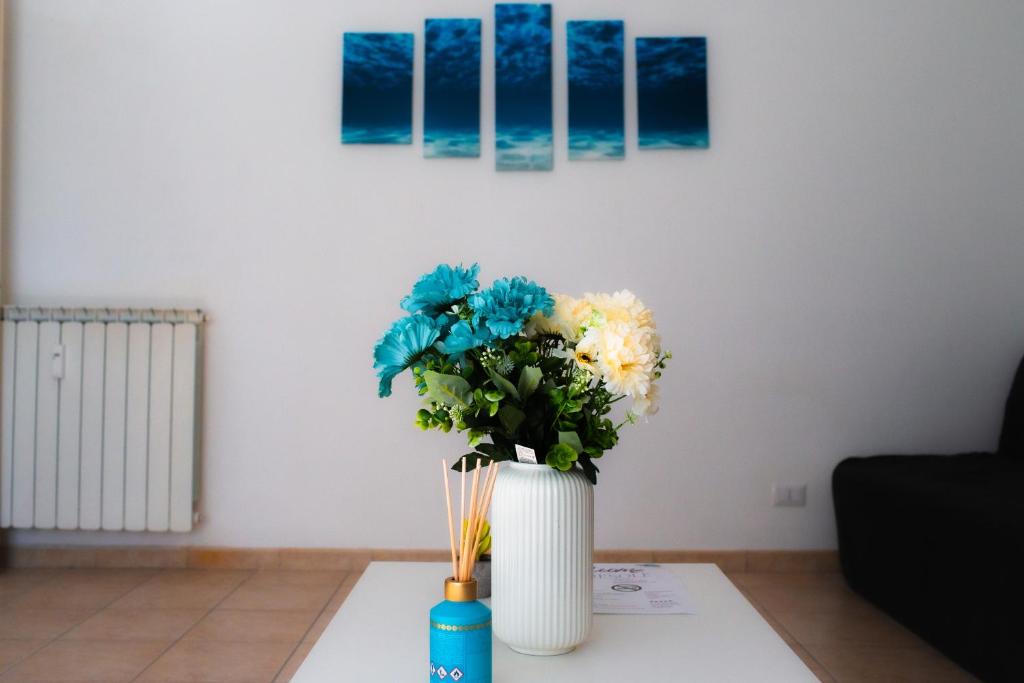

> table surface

[{"left": 293, "top": 562, "right": 818, "bottom": 682}]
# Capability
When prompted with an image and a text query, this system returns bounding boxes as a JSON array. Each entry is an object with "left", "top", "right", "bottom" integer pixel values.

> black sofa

[{"left": 833, "top": 355, "right": 1024, "bottom": 683}]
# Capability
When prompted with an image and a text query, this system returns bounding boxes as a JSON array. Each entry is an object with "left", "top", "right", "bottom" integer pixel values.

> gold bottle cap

[{"left": 444, "top": 577, "right": 478, "bottom": 602}]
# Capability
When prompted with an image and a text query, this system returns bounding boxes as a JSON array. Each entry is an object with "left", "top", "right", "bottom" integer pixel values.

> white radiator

[{"left": 0, "top": 307, "right": 203, "bottom": 532}]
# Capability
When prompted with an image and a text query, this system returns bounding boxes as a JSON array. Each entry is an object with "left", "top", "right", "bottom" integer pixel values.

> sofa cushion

[
  {"left": 999, "top": 355, "right": 1024, "bottom": 458},
  {"left": 835, "top": 452, "right": 1024, "bottom": 522}
]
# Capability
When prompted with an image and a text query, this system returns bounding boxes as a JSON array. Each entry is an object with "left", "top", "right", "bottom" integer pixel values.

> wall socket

[{"left": 772, "top": 484, "right": 807, "bottom": 507}]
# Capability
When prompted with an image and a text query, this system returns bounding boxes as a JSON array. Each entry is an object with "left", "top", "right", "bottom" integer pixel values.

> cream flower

[
  {"left": 582, "top": 322, "right": 656, "bottom": 397},
  {"left": 528, "top": 293, "right": 594, "bottom": 342},
  {"left": 574, "top": 326, "right": 600, "bottom": 372},
  {"left": 632, "top": 383, "right": 661, "bottom": 416},
  {"left": 583, "top": 290, "right": 655, "bottom": 331}
]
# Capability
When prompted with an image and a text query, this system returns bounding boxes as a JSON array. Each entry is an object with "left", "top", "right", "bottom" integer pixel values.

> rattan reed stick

[
  {"left": 469, "top": 463, "right": 499, "bottom": 566},
  {"left": 442, "top": 459, "right": 458, "bottom": 579},
  {"left": 459, "top": 459, "right": 466, "bottom": 566},
  {"left": 460, "top": 459, "right": 483, "bottom": 580}
]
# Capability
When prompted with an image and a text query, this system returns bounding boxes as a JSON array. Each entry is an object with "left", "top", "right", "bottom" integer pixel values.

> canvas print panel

[
  {"left": 567, "top": 20, "right": 624, "bottom": 160},
  {"left": 636, "top": 37, "right": 709, "bottom": 149},
  {"left": 424, "top": 19, "right": 481, "bottom": 158},
  {"left": 495, "top": 4, "right": 553, "bottom": 171},
  {"left": 342, "top": 32, "right": 414, "bottom": 144}
]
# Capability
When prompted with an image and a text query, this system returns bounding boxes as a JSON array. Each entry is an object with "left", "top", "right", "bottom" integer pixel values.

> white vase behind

[{"left": 490, "top": 461, "right": 594, "bottom": 655}]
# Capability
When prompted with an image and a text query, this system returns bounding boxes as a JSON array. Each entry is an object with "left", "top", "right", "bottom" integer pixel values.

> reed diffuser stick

[
  {"left": 442, "top": 459, "right": 458, "bottom": 579},
  {"left": 469, "top": 464, "right": 499, "bottom": 564},
  {"left": 461, "top": 459, "right": 483, "bottom": 580},
  {"left": 459, "top": 459, "right": 466, "bottom": 564}
]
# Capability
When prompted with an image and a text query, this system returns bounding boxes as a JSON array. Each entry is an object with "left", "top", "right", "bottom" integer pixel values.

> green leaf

[
  {"left": 423, "top": 371, "right": 472, "bottom": 407},
  {"left": 546, "top": 443, "right": 578, "bottom": 471},
  {"left": 584, "top": 446, "right": 604, "bottom": 459},
  {"left": 474, "top": 443, "right": 502, "bottom": 457},
  {"left": 517, "top": 366, "right": 542, "bottom": 400},
  {"left": 484, "top": 390, "right": 505, "bottom": 403},
  {"left": 579, "top": 456, "right": 599, "bottom": 485},
  {"left": 558, "top": 431, "right": 584, "bottom": 454},
  {"left": 487, "top": 369, "right": 520, "bottom": 401},
  {"left": 499, "top": 405, "right": 526, "bottom": 434},
  {"left": 487, "top": 401, "right": 499, "bottom": 417}
]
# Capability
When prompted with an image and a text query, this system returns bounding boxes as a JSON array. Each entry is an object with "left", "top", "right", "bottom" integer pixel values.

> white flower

[
  {"left": 527, "top": 293, "right": 594, "bottom": 342},
  {"left": 574, "top": 327, "right": 600, "bottom": 372},
  {"left": 583, "top": 290, "right": 655, "bottom": 332},
  {"left": 581, "top": 321, "right": 657, "bottom": 397},
  {"left": 632, "top": 383, "right": 660, "bottom": 416}
]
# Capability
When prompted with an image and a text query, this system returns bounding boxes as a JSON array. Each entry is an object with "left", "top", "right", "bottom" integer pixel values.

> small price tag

[{"left": 515, "top": 444, "right": 538, "bottom": 464}]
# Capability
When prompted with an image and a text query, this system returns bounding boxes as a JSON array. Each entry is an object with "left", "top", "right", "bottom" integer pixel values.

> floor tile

[
  {"left": 0, "top": 608, "right": 96, "bottom": 640},
  {"left": 273, "top": 641, "right": 313, "bottom": 682},
  {"left": 219, "top": 582, "right": 337, "bottom": 611},
  {"left": 805, "top": 642, "right": 981, "bottom": 682},
  {"left": 0, "top": 569, "right": 62, "bottom": 600},
  {"left": 772, "top": 608, "right": 928, "bottom": 649},
  {"left": 0, "top": 640, "right": 48, "bottom": 673},
  {"left": 112, "top": 570, "right": 250, "bottom": 610},
  {"left": 0, "top": 639, "right": 167, "bottom": 681},
  {"left": 62, "top": 607, "right": 206, "bottom": 642},
  {"left": 735, "top": 572, "right": 874, "bottom": 616},
  {"left": 185, "top": 609, "right": 318, "bottom": 642},
  {"left": 9, "top": 569, "right": 155, "bottom": 610},
  {"left": 138, "top": 639, "right": 295, "bottom": 682}
]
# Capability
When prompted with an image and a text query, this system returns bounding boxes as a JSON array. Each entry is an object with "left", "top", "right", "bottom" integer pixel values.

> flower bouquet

[{"left": 373, "top": 263, "right": 669, "bottom": 484}]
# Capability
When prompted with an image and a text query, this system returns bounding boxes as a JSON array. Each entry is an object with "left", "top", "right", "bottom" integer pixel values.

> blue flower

[
  {"left": 400, "top": 263, "right": 480, "bottom": 315},
  {"left": 470, "top": 277, "right": 555, "bottom": 339},
  {"left": 439, "top": 320, "right": 494, "bottom": 356},
  {"left": 373, "top": 315, "right": 442, "bottom": 397}
]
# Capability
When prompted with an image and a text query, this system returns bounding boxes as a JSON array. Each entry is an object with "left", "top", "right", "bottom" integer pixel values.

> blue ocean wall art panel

[
  {"left": 636, "top": 37, "right": 709, "bottom": 149},
  {"left": 424, "top": 19, "right": 482, "bottom": 158},
  {"left": 342, "top": 32, "right": 414, "bottom": 144},
  {"left": 567, "top": 20, "right": 624, "bottom": 160},
  {"left": 495, "top": 3, "right": 553, "bottom": 171}
]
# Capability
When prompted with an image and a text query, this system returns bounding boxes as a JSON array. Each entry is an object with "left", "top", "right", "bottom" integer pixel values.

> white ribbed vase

[{"left": 491, "top": 462, "right": 594, "bottom": 655}]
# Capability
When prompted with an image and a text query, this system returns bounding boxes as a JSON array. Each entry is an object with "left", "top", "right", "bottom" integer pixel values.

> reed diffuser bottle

[
  {"left": 429, "top": 578, "right": 491, "bottom": 682},
  {"left": 431, "top": 459, "right": 498, "bottom": 683}
]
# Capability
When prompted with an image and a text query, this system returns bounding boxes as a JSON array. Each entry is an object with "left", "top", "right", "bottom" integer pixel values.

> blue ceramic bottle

[{"left": 429, "top": 578, "right": 492, "bottom": 682}]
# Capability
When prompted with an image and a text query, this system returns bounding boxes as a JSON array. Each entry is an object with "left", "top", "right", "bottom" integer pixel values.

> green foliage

[
  {"left": 517, "top": 366, "right": 542, "bottom": 400},
  {"left": 499, "top": 405, "right": 526, "bottom": 434},
  {"left": 558, "top": 431, "right": 584, "bottom": 454},
  {"left": 546, "top": 443, "right": 579, "bottom": 471},
  {"left": 422, "top": 371, "right": 473, "bottom": 407},
  {"left": 487, "top": 369, "right": 520, "bottom": 401},
  {"left": 409, "top": 320, "right": 666, "bottom": 486}
]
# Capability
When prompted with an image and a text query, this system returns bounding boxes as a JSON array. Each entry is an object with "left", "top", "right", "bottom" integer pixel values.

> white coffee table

[{"left": 293, "top": 562, "right": 818, "bottom": 682}]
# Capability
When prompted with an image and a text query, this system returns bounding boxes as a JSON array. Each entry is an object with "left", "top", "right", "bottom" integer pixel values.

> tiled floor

[{"left": 0, "top": 566, "right": 978, "bottom": 682}]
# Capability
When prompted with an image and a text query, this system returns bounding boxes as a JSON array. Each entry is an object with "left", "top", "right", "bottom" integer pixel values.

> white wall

[{"left": 5, "top": 0, "right": 1024, "bottom": 550}]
